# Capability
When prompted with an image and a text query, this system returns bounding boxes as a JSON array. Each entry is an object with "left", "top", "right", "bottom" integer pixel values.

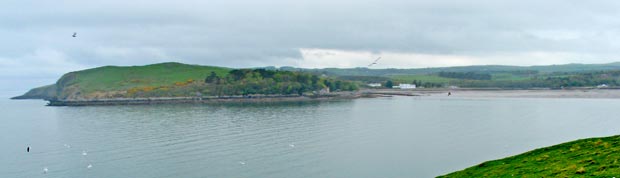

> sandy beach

[{"left": 366, "top": 89, "right": 620, "bottom": 99}]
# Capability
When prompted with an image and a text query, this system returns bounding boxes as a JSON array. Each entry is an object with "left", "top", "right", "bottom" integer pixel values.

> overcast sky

[{"left": 2, "top": 0, "right": 620, "bottom": 93}]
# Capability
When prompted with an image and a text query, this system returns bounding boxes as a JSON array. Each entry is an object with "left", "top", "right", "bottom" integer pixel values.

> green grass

[
  {"left": 70, "top": 62, "right": 231, "bottom": 92},
  {"left": 491, "top": 73, "right": 532, "bottom": 81},
  {"left": 387, "top": 74, "right": 453, "bottom": 84},
  {"left": 438, "top": 135, "right": 620, "bottom": 177}
]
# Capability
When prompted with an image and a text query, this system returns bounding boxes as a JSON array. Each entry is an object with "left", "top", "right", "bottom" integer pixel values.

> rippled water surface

[{"left": 2, "top": 96, "right": 620, "bottom": 177}]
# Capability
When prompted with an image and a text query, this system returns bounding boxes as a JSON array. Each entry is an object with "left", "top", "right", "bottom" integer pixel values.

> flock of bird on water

[
  {"left": 26, "top": 144, "right": 92, "bottom": 175},
  {"left": 26, "top": 142, "right": 296, "bottom": 175}
]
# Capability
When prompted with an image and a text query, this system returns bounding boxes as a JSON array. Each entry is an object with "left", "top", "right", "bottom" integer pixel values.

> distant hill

[
  {"left": 265, "top": 62, "right": 620, "bottom": 89},
  {"left": 269, "top": 62, "right": 620, "bottom": 76}
]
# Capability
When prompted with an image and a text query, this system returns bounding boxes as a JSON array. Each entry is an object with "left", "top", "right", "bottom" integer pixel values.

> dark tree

[
  {"left": 205, "top": 72, "right": 220, "bottom": 83},
  {"left": 385, "top": 80, "right": 394, "bottom": 88}
]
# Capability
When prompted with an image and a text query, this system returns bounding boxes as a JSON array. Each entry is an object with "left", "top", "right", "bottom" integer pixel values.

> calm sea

[{"left": 2, "top": 95, "right": 620, "bottom": 177}]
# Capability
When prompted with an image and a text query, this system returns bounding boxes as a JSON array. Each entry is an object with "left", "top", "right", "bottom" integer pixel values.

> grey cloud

[{"left": 2, "top": 0, "right": 620, "bottom": 90}]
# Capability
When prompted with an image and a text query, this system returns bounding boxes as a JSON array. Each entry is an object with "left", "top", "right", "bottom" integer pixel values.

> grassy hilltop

[
  {"left": 14, "top": 62, "right": 230, "bottom": 100},
  {"left": 71, "top": 62, "right": 231, "bottom": 93},
  {"left": 439, "top": 135, "right": 620, "bottom": 177}
]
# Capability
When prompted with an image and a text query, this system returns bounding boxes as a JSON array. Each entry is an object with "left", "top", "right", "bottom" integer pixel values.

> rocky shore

[{"left": 45, "top": 92, "right": 364, "bottom": 106}]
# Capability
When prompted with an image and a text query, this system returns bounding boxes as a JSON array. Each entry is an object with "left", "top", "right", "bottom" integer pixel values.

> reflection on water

[{"left": 2, "top": 97, "right": 620, "bottom": 177}]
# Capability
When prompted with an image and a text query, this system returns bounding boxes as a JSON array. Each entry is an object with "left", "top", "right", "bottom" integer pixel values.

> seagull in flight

[
  {"left": 368, "top": 57, "right": 381, "bottom": 67},
  {"left": 72, "top": 32, "right": 77, "bottom": 38}
]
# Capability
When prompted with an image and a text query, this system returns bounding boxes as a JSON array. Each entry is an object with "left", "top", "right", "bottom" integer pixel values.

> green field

[
  {"left": 70, "top": 62, "right": 231, "bottom": 93},
  {"left": 439, "top": 135, "right": 620, "bottom": 177},
  {"left": 491, "top": 73, "right": 533, "bottom": 81},
  {"left": 389, "top": 73, "right": 533, "bottom": 83}
]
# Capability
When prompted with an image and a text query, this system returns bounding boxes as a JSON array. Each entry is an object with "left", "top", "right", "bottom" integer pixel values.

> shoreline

[
  {"left": 364, "top": 88, "right": 620, "bottom": 99},
  {"left": 44, "top": 93, "right": 362, "bottom": 106}
]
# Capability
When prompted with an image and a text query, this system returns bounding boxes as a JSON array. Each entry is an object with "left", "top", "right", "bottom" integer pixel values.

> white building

[
  {"left": 367, "top": 83, "right": 382, "bottom": 87},
  {"left": 398, "top": 84, "right": 416, "bottom": 89},
  {"left": 392, "top": 84, "right": 416, "bottom": 89}
]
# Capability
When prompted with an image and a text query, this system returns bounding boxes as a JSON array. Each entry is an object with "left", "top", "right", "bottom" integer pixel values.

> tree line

[{"left": 204, "top": 69, "right": 358, "bottom": 96}]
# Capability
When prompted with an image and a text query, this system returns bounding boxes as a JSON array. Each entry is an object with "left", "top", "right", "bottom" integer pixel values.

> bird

[
  {"left": 87, "top": 164, "right": 92, "bottom": 169},
  {"left": 27, "top": 146, "right": 30, "bottom": 152},
  {"left": 82, "top": 150, "right": 88, "bottom": 156},
  {"left": 368, "top": 57, "right": 381, "bottom": 67},
  {"left": 43, "top": 167, "right": 48, "bottom": 174},
  {"left": 72, "top": 32, "right": 77, "bottom": 38}
]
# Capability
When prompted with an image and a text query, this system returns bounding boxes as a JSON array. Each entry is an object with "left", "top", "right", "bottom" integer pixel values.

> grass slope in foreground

[{"left": 438, "top": 135, "right": 620, "bottom": 177}]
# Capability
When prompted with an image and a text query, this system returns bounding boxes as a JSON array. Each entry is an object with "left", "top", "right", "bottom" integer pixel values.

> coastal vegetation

[{"left": 438, "top": 135, "right": 620, "bottom": 177}]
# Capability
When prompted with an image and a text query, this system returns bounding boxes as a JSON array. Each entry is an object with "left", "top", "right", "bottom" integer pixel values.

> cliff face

[{"left": 54, "top": 72, "right": 83, "bottom": 100}]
